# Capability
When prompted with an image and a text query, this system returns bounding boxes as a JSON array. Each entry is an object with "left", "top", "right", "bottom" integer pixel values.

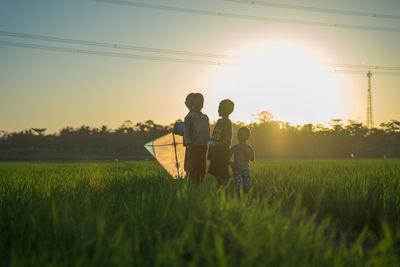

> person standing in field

[
  {"left": 230, "top": 127, "right": 255, "bottom": 196},
  {"left": 208, "top": 99, "right": 235, "bottom": 186},
  {"left": 183, "top": 93, "right": 210, "bottom": 184}
]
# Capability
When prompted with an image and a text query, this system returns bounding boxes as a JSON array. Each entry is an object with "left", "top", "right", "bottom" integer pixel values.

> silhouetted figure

[
  {"left": 183, "top": 93, "right": 210, "bottom": 184},
  {"left": 230, "top": 127, "right": 255, "bottom": 197},
  {"left": 208, "top": 99, "right": 234, "bottom": 186}
]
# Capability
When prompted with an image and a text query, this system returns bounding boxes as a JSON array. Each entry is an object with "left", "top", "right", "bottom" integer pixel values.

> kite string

[
  {"left": 144, "top": 143, "right": 183, "bottom": 147},
  {"left": 172, "top": 133, "right": 181, "bottom": 178}
]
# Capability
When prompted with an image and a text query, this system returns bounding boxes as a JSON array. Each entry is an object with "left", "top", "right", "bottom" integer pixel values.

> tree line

[{"left": 1, "top": 112, "right": 399, "bottom": 160}]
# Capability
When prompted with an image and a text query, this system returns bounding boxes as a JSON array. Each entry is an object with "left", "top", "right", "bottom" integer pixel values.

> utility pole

[{"left": 366, "top": 70, "right": 373, "bottom": 129}]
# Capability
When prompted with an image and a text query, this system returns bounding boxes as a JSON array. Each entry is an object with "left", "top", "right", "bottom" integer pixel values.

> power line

[
  {"left": 329, "top": 69, "right": 400, "bottom": 76},
  {"left": 0, "top": 30, "right": 235, "bottom": 59},
  {"left": 2, "top": 30, "right": 400, "bottom": 71},
  {"left": 91, "top": 0, "right": 400, "bottom": 33},
  {"left": 324, "top": 63, "right": 400, "bottom": 71},
  {"left": 0, "top": 40, "right": 227, "bottom": 66},
  {"left": 1, "top": 38, "right": 400, "bottom": 75},
  {"left": 224, "top": 0, "right": 400, "bottom": 20}
]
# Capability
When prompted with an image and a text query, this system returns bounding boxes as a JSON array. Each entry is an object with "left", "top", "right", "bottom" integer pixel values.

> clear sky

[{"left": 1, "top": 0, "right": 399, "bottom": 133}]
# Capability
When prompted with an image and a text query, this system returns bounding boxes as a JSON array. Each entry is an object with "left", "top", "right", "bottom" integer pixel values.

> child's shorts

[
  {"left": 186, "top": 145, "right": 208, "bottom": 176},
  {"left": 207, "top": 147, "right": 230, "bottom": 179},
  {"left": 208, "top": 156, "right": 230, "bottom": 179}
]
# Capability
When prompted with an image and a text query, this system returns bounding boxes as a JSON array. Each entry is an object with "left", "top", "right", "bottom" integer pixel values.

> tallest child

[{"left": 183, "top": 93, "right": 210, "bottom": 184}]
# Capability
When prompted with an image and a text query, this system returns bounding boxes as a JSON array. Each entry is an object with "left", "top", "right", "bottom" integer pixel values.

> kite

[{"left": 144, "top": 123, "right": 186, "bottom": 178}]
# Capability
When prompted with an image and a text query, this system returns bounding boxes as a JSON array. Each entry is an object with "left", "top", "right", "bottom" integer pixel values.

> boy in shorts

[{"left": 183, "top": 93, "right": 210, "bottom": 184}]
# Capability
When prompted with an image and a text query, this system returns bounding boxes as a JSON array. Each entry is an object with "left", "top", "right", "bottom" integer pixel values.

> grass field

[{"left": 1, "top": 160, "right": 400, "bottom": 266}]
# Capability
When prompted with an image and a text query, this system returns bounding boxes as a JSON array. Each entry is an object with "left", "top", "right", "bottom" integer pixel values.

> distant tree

[
  {"left": 252, "top": 110, "right": 273, "bottom": 123},
  {"left": 345, "top": 120, "right": 367, "bottom": 136},
  {"left": 380, "top": 120, "right": 400, "bottom": 132},
  {"left": 330, "top": 119, "right": 344, "bottom": 132},
  {"left": 1, "top": 117, "right": 400, "bottom": 160},
  {"left": 301, "top": 124, "right": 313, "bottom": 133}
]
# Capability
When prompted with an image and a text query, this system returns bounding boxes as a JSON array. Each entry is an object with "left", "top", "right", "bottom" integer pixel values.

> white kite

[{"left": 144, "top": 124, "right": 186, "bottom": 178}]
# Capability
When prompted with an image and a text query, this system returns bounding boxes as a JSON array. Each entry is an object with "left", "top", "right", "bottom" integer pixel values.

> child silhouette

[
  {"left": 183, "top": 93, "right": 210, "bottom": 184},
  {"left": 208, "top": 99, "right": 234, "bottom": 186},
  {"left": 230, "top": 127, "right": 255, "bottom": 196}
]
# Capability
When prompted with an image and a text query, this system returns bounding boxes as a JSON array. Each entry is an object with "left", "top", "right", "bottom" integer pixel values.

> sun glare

[{"left": 210, "top": 44, "right": 345, "bottom": 125}]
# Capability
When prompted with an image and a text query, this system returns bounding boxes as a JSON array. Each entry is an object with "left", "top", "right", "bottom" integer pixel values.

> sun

[{"left": 209, "top": 43, "right": 346, "bottom": 125}]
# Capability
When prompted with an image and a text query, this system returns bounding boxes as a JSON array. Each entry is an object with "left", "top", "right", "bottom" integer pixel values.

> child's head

[
  {"left": 185, "top": 93, "right": 195, "bottom": 111},
  {"left": 237, "top": 127, "right": 251, "bottom": 143},
  {"left": 185, "top": 93, "right": 204, "bottom": 112},
  {"left": 218, "top": 99, "right": 234, "bottom": 117}
]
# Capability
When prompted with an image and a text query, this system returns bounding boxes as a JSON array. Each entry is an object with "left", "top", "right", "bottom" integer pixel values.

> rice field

[{"left": 1, "top": 160, "right": 400, "bottom": 266}]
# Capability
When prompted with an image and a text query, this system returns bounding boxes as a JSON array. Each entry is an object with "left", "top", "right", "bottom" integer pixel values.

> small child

[
  {"left": 230, "top": 127, "right": 255, "bottom": 196},
  {"left": 183, "top": 93, "right": 210, "bottom": 184},
  {"left": 208, "top": 99, "right": 234, "bottom": 186}
]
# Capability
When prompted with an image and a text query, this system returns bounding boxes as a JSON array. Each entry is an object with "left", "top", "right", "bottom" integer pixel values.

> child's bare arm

[
  {"left": 241, "top": 144, "right": 255, "bottom": 161},
  {"left": 249, "top": 150, "right": 255, "bottom": 162},
  {"left": 249, "top": 146, "right": 255, "bottom": 161}
]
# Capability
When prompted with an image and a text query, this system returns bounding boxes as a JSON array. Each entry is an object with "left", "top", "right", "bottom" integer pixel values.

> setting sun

[{"left": 211, "top": 43, "right": 345, "bottom": 125}]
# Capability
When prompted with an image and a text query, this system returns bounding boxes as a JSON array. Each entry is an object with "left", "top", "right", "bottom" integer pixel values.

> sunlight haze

[{"left": 1, "top": 0, "right": 399, "bottom": 132}]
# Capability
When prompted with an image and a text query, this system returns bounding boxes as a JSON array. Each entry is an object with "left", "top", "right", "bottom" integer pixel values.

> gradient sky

[{"left": 1, "top": 0, "right": 400, "bottom": 133}]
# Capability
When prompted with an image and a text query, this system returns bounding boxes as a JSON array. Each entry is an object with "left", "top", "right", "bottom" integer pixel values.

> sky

[{"left": 0, "top": 0, "right": 400, "bottom": 133}]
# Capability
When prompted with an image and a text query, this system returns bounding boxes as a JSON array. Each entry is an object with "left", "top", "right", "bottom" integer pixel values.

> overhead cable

[
  {"left": 91, "top": 0, "right": 400, "bottom": 33},
  {"left": 224, "top": 0, "right": 400, "bottom": 20},
  {"left": 329, "top": 69, "right": 400, "bottom": 76},
  {"left": 1, "top": 39, "right": 400, "bottom": 76},
  {"left": 324, "top": 63, "right": 400, "bottom": 71},
  {"left": 2, "top": 30, "right": 400, "bottom": 71},
  {"left": 0, "top": 30, "right": 234, "bottom": 59},
  {"left": 0, "top": 40, "right": 226, "bottom": 66}
]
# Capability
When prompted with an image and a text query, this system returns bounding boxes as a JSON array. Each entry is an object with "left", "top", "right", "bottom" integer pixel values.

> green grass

[{"left": 1, "top": 160, "right": 400, "bottom": 266}]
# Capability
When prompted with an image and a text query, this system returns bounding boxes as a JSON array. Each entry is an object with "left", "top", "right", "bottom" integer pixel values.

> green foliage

[
  {"left": 1, "top": 118, "right": 400, "bottom": 160},
  {"left": 1, "top": 160, "right": 400, "bottom": 266}
]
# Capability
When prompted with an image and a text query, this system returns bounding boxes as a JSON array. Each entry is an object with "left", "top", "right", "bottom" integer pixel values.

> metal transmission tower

[{"left": 367, "top": 71, "right": 373, "bottom": 129}]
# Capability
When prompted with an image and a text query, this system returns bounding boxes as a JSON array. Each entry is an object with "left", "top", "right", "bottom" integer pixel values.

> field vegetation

[
  {"left": 1, "top": 114, "right": 399, "bottom": 160},
  {"left": 1, "top": 160, "right": 400, "bottom": 266}
]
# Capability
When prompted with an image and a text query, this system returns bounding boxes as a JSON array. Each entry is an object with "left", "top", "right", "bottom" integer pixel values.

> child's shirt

[
  {"left": 230, "top": 144, "right": 255, "bottom": 170},
  {"left": 211, "top": 118, "right": 232, "bottom": 147},
  {"left": 184, "top": 111, "right": 210, "bottom": 147},
  {"left": 208, "top": 118, "right": 232, "bottom": 160}
]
